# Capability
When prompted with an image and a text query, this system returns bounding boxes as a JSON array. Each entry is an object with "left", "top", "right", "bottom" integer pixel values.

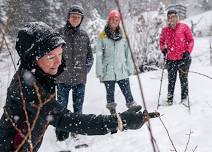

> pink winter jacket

[{"left": 160, "top": 22, "right": 194, "bottom": 61}]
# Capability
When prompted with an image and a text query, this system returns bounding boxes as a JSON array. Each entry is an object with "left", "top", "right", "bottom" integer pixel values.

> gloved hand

[
  {"left": 119, "top": 105, "right": 144, "bottom": 130},
  {"left": 162, "top": 48, "right": 168, "bottom": 56},
  {"left": 182, "top": 51, "right": 190, "bottom": 59}
]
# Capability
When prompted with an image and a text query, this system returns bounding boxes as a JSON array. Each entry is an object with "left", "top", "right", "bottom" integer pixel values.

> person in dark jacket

[
  {"left": 160, "top": 10, "right": 194, "bottom": 105},
  {"left": 55, "top": 4, "right": 94, "bottom": 141},
  {"left": 0, "top": 22, "right": 149, "bottom": 152}
]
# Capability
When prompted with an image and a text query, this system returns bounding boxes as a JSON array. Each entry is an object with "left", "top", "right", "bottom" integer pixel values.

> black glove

[
  {"left": 182, "top": 51, "right": 190, "bottom": 60},
  {"left": 162, "top": 48, "right": 168, "bottom": 56},
  {"left": 119, "top": 105, "right": 144, "bottom": 130}
]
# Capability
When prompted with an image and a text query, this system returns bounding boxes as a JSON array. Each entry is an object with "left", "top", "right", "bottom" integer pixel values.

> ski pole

[{"left": 157, "top": 56, "right": 166, "bottom": 109}]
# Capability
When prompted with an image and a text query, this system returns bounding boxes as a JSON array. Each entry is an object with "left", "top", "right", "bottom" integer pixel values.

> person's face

[
  {"left": 68, "top": 13, "right": 82, "bottom": 27},
  {"left": 108, "top": 16, "right": 120, "bottom": 31},
  {"left": 167, "top": 13, "right": 178, "bottom": 28},
  {"left": 37, "top": 46, "right": 63, "bottom": 75}
]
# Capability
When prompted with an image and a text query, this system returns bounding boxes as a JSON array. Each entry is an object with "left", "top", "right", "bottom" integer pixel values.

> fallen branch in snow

[
  {"left": 184, "top": 130, "right": 199, "bottom": 152},
  {"left": 205, "top": 101, "right": 212, "bottom": 109},
  {"left": 184, "top": 130, "right": 193, "bottom": 152},
  {"left": 189, "top": 71, "right": 212, "bottom": 80},
  {"left": 192, "top": 145, "right": 198, "bottom": 152},
  {"left": 159, "top": 117, "right": 198, "bottom": 152},
  {"left": 158, "top": 116, "right": 178, "bottom": 152}
]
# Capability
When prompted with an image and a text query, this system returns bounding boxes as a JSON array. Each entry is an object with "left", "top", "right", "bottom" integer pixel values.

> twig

[
  {"left": 4, "top": 109, "right": 25, "bottom": 139},
  {"left": 158, "top": 116, "right": 178, "bottom": 152},
  {"left": 10, "top": 73, "right": 55, "bottom": 152},
  {"left": 192, "top": 145, "right": 198, "bottom": 152},
  {"left": 189, "top": 71, "right": 212, "bottom": 80},
  {"left": 184, "top": 130, "right": 193, "bottom": 152},
  {"left": 205, "top": 101, "right": 212, "bottom": 109},
  {"left": 16, "top": 72, "right": 33, "bottom": 151},
  {"left": 114, "top": 0, "right": 159, "bottom": 151},
  {"left": 0, "top": 0, "right": 13, "bottom": 51}
]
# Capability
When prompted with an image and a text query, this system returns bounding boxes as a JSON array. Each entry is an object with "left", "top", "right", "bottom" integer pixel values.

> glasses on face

[
  {"left": 70, "top": 14, "right": 82, "bottom": 19},
  {"left": 168, "top": 14, "right": 177, "bottom": 20},
  {"left": 47, "top": 53, "right": 62, "bottom": 61}
]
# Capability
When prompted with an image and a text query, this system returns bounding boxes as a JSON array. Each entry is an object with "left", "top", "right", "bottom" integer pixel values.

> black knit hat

[
  {"left": 167, "top": 9, "right": 178, "bottom": 16},
  {"left": 16, "top": 22, "right": 65, "bottom": 70},
  {"left": 68, "top": 4, "right": 84, "bottom": 16}
]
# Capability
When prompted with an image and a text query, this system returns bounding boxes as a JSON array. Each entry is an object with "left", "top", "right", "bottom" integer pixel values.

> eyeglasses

[
  {"left": 70, "top": 14, "right": 82, "bottom": 19},
  {"left": 167, "top": 14, "right": 177, "bottom": 20}
]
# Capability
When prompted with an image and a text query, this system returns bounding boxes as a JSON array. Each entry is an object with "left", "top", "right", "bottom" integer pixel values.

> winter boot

[
  {"left": 166, "top": 94, "right": 173, "bottom": 105},
  {"left": 56, "top": 130, "right": 69, "bottom": 141},
  {"left": 167, "top": 98, "right": 173, "bottom": 105},
  {"left": 181, "top": 97, "right": 188, "bottom": 106},
  {"left": 106, "top": 102, "right": 117, "bottom": 114},
  {"left": 126, "top": 101, "right": 137, "bottom": 109}
]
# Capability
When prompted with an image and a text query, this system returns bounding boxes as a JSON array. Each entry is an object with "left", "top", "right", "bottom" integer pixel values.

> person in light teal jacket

[{"left": 96, "top": 10, "right": 136, "bottom": 114}]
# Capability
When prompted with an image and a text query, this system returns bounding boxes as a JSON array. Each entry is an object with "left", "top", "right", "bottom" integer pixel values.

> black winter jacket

[
  {"left": 56, "top": 23, "right": 94, "bottom": 85},
  {"left": 0, "top": 67, "right": 118, "bottom": 152}
]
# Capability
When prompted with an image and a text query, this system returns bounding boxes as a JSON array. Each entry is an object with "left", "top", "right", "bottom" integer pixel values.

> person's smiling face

[
  {"left": 168, "top": 13, "right": 178, "bottom": 28},
  {"left": 68, "top": 13, "right": 82, "bottom": 27},
  {"left": 109, "top": 16, "right": 120, "bottom": 31},
  {"left": 37, "top": 45, "right": 63, "bottom": 75}
]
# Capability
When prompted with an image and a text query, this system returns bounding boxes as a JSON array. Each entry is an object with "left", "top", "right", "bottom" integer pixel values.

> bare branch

[
  {"left": 192, "top": 145, "right": 198, "bottom": 152},
  {"left": 158, "top": 116, "right": 178, "bottom": 152},
  {"left": 4, "top": 109, "right": 25, "bottom": 139},
  {"left": 10, "top": 73, "right": 56, "bottom": 152},
  {"left": 184, "top": 130, "right": 193, "bottom": 152},
  {"left": 114, "top": 0, "right": 160, "bottom": 151},
  {"left": 205, "top": 101, "right": 212, "bottom": 109},
  {"left": 17, "top": 72, "right": 33, "bottom": 151}
]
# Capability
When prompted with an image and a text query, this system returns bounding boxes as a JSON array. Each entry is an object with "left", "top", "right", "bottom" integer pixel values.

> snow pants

[{"left": 166, "top": 58, "right": 191, "bottom": 101}]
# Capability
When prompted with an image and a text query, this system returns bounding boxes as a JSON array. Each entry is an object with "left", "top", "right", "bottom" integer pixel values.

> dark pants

[
  {"left": 55, "top": 83, "right": 85, "bottom": 140},
  {"left": 57, "top": 83, "right": 85, "bottom": 113},
  {"left": 166, "top": 58, "right": 191, "bottom": 101},
  {"left": 103, "top": 78, "right": 134, "bottom": 104}
]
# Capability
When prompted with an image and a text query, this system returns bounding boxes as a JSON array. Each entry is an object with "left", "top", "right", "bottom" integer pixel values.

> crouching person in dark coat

[{"left": 0, "top": 22, "right": 148, "bottom": 152}]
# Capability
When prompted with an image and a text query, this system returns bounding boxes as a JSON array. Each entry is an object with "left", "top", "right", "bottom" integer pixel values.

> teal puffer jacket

[{"left": 96, "top": 31, "right": 134, "bottom": 81}]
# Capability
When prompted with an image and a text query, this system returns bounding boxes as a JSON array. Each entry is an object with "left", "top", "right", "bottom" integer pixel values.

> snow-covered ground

[
  {"left": 0, "top": 11, "right": 212, "bottom": 152},
  {"left": 40, "top": 36, "right": 212, "bottom": 152}
]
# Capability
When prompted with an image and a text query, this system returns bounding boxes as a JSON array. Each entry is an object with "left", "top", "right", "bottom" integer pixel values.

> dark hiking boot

[
  {"left": 56, "top": 130, "right": 69, "bottom": 141},
  {"left": 181, "top": 97, "right": 188, "bottom": 106},
  {"left": 167, "top": 99, "right": 173, "bottom": 105}
]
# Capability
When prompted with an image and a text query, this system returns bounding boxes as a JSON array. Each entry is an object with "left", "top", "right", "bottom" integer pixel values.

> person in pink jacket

[{"left": 160, "top": 9, "right": 194, "bottom": 105}]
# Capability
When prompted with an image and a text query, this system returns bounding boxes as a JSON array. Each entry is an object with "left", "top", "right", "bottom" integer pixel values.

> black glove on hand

[
  {"left": 162, "top": 48, "right": 168, "bottom": 56},
  {"left": 119, "top": 105, "right": 144, "bottom": 130},
  {"left": 182, "top": 51, "right": 190, "bottom": 59}
]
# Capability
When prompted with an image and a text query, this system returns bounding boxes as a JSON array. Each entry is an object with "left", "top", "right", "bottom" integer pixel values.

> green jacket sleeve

[
  {"left": 125, "top": 42, "right": 134, "bottom": 75},
  {"left": 95, "top": 36, "right": 104, "bottom": 78}
]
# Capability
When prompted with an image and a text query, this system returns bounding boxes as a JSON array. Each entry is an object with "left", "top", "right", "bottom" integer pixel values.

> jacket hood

[{"left": 16, "top": 22, "right": 66, "bottom": 70}]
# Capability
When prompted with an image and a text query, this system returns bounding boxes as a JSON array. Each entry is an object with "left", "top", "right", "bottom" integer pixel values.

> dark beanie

[
  {"left": 16, "top": 22, "right": 65, "bottom": 70},
  {"left": 167, "top": 9, "right": 178, "bottom": 16},
  {"left": 68, "top": 4, "right": 84, "bottom": 17}
]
